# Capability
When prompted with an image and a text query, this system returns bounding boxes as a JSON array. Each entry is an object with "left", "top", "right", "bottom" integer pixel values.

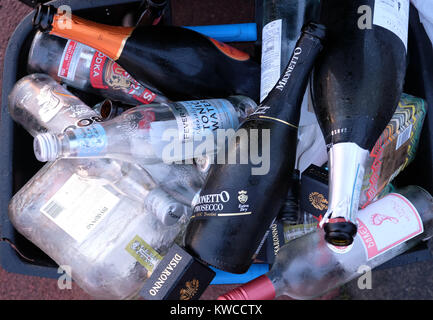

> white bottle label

[
  {"left": 58, "top": 40, "right": 85, "bottom": 81},
  {"left": 40, "top": 173, "right": 120, "bottom": 243},
  {"left": 170, "top": 99, "right": 239, "bottom": 142},
  {"left": 373, "top": 0, "right": 410, "bottom": 50},
  {"left": 260, "top": 19, "right": 283, "bottom": 102},
  {"left": 357, "top": 193, "right": 423, "bottom": 260}
]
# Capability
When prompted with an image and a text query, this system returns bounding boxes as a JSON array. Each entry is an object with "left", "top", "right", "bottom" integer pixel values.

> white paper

[
  {"left": 260, "top": 19, "right": 283, "bottom": 102},
  {"left": 41, "top": 174, "right": 120, "bottom": 243}
]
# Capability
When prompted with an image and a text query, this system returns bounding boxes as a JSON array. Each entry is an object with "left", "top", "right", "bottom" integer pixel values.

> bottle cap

[
  {"left": 145, "top": 188, "right": 186, "bottom": 226},
  {"left": 193, "top": 155, "right": 211, "bottom": 175},
  {"left": 33, "top": 4, "right": 56, "bottom": 33},
  {"left": 217, "top": 275, "right": 276, "bottom": 300},
  {"left": 324, "top": 218, "right": 357, "bottom": 246},
  {"left": 34, "top": 133, "right": 59, "bottom": 162}
]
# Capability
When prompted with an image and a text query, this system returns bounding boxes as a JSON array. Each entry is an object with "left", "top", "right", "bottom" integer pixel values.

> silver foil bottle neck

[{"left": 320, "top": 142, "right": 370, "bottom": 227}]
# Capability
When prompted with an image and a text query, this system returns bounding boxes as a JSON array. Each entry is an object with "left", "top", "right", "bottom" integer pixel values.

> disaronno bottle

[
  {"left": 8, "top": 159, "right": 190, "bottom": 299},
  {"left": 8, "top": 75, "right": 191, "bottom": 299}
]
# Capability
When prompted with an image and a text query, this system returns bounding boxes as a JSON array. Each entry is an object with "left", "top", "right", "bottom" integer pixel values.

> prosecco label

[
  {"left": 192, "top": 189, "right": 252, "bottom": 218},
  {"left": 260, "top": 19, "right": 283, "bottom": 103}
]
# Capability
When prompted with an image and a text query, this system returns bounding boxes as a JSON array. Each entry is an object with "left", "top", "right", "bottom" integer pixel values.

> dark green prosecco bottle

[
  {"left": 32, "top": 4, "right": 260, "bottom": 102},
  {"left": 184, "top": 23, "right": 326, "bottom": 274},
  {"left": 311, "top": 0, "right": 409, "bottom": 247}
]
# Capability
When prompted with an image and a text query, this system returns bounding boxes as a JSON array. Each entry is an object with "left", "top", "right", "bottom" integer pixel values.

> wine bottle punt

[
  {"left": 32, "top": 4, "right": 260, "bottom": 102},
  {"left": 312, "top": 0, "right": 409, "bottom": 247},
  {"left": 183, "top": 23, "right": 326, "bottom": 274}
]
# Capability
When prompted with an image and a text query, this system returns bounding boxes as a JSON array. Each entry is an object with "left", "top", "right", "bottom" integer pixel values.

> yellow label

[{"left": 125, "top": 235, "right": 163, "bottom": 272}]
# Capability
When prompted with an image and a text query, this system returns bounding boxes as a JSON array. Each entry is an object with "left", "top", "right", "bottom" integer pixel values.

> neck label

[{"left": 373, "top": 0, "right": 409, "bottom": 51}]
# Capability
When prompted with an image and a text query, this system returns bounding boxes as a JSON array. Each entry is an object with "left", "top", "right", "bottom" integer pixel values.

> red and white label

[
  {"left": 357, "top": 193, "right": 423, "bottom": 260},
  {"left": 89, "top": 52, "right": 156, "bottom": 104},
  {"left": 58, "top": 40, "right": 84, "bottom": 81},
  {"left": 90, "top": 51, "right": 109, "bottom": 89},
  {"left": 133, "top": 88, "right": 156, "bottom": 104}
]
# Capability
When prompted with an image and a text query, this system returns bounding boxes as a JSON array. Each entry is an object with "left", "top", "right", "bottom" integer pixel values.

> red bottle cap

[{"left": 217, "top": 275, "right": 276, "bottom": 300}]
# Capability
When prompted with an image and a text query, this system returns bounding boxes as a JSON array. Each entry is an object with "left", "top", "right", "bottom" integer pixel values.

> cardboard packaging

[{"left": 140, "top": 244, "right": 215, "bottom": 300}]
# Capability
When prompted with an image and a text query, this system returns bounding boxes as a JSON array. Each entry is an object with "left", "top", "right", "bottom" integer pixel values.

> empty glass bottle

[
  {"left": 219, "top": 185, "right": 433, "bottom": 300},
  {"left": 8, "top": 74, "right": 193, "bottom": 299},
  {"left": 8, "top": 159, "right": 190, "bottom": 299},
  {"left": 260, "top": 0, "right": 320, "bottom": 102},
  {"left": 28, "top": 31, "right": 168, "bottom": 106},
  {"left": 8, "top": 73, "right": 188, "bottom": 226},
  {"left": 33, "top": 96, "right": 257, "bottom": 164}
]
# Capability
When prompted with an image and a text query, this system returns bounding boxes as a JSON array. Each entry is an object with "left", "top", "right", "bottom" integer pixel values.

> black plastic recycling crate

[
  {"left": 0, "top": 0, "right": 432, "bottom": 281},
  {"left": 0, "top": 0, "right": 176, "bottom": 278}
]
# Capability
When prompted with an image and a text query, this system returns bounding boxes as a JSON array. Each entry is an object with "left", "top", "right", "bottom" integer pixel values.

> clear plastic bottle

[
  {"left": 33, "top": 96, "right": 257, "bottom": 164},
  {"left": 219, "top": 185, "right": 433, "bottom": 300}
]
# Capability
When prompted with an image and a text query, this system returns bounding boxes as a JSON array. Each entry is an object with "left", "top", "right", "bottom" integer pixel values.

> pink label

[{"left": 357, "top": 193, "right": 423, "bottom": 260}]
